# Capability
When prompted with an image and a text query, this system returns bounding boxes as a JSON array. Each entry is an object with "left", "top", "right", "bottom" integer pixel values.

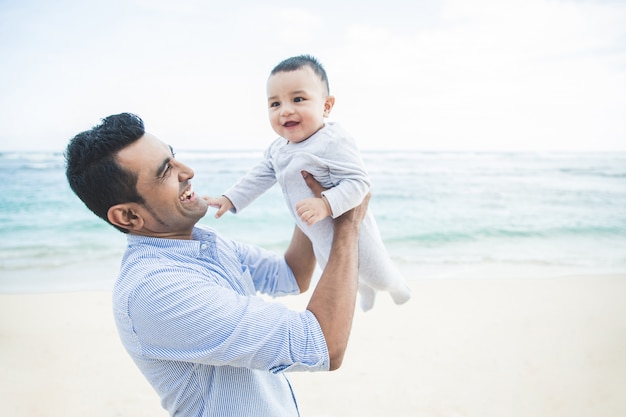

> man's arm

[
  {"left": 301, "top": 171, "right": 369, "bottom": 371},
  {"left": 284, "top": 225, "right": 316, "bottom": 293}
]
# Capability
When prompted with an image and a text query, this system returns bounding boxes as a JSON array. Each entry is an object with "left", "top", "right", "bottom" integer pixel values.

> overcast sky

[{"left": 1, "top": 0, "right": 625, "bottom": 152}]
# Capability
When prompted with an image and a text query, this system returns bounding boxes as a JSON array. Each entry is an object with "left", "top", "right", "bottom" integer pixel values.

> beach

[
  {"left": 2, "top": 266, "right": 625, "bottom": 417},
  {"left": 2, "top": 150, "right": 625, "bottom": 415}
]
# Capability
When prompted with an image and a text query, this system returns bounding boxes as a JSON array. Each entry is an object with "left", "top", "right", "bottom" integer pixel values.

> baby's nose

[{"left": 280, "top": 104, "right": 294, "bottom": 116}]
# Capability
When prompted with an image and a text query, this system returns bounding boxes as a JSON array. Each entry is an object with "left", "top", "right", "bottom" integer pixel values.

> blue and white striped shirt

[{"left": 112, "top": 224, "right": 329, "bottom": 416}]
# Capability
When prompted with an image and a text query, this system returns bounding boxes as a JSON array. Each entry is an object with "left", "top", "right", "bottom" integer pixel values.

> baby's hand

[
  {"left": 203, "top": 195, "right": 233, "bottom": 219},
  {"left": 296, "top": 196, "right": 332, "bottom": 226}
]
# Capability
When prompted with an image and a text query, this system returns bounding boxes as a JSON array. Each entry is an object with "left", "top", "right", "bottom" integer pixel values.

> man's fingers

[
  {"left": 353, "top": 192, "right": 371, "bottom": 223},
  {"left": 301, "top": 171, "right": 326, "bottom": 198}
]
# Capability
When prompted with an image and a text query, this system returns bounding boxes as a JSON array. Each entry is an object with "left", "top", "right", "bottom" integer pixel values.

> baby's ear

[{"left": 323, "top": 95, "right": 335, "bottom": 117}]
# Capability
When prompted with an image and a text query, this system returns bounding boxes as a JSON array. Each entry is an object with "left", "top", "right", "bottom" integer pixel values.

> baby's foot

[
  {"left": 358, "top": 284, "right": 376, "bottom": 312},
  {"left": 390, "top": 283, "right": 411, "bottom": 305}
]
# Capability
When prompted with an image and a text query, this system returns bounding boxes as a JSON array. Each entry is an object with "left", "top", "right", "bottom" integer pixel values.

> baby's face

[{"left": 266, "top": 66, "right": 334, "bottom": 143}]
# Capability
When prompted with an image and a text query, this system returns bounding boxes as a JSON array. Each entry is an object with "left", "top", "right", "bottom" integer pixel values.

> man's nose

[{"left": 177, "top": 161, "right": 194, "bottom": 181}]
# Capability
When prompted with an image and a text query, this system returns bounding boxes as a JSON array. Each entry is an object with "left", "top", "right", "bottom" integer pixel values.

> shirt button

[{"left": 200, "top": 243, "right": 208, "bottom": 250}]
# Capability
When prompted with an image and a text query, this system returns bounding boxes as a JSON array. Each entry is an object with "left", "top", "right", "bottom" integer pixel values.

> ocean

[{"left": 1, "top": 150, "right": 625, "bottom": 293}]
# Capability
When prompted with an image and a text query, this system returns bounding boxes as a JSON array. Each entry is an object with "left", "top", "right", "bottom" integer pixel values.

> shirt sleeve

[
  {"left": 232, "top": 238, "right": 301, "bottom": 297},
  {"left": 125, "top": 262, "right": 329, "bottom": 374}
]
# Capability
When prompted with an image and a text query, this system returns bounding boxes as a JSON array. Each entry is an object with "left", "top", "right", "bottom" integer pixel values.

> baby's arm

[
  {"left": 204, "top": 195, "right": 234, "bottom": 219},
  {"left": 296, "top": 195, "right": 332, "bottom": 226},
  {"left": 306, "top": 126, "right": 370, "bottom": 221},
  {"left": 205, "top": 143, "right": 279, "bottom": 219}
]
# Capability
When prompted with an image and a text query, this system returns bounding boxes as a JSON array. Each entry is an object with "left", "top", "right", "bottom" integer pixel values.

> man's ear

[
  {"left": 107, "top": 203, "right": 144, "bottom": 231},
  {"left": 323, "top": 95, "right": 335, "bottom": 117}
]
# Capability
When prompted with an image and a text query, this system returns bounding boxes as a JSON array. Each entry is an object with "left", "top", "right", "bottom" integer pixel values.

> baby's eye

[
  {"left": 294, "top": 97, "right": 305, "bottom": 103},
  {"left": 270, "top": 101, "right": 280, "bottom": 108}
]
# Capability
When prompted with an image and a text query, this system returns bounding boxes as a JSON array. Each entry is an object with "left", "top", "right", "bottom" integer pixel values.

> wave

[
  {"left": 0, "top": 151, "right": 63, "bottom": 159},
  {"left": 0, "top": 151, "right": 65, "bottom": 171},
  {"left": 178, "top": 150, "right": 263, "bottom": 161},
  {"left": 384, "top": 224, "right": 626, "bottom": 244},
  {"left": 559, "top": 167, "right": 626, "bottom": 178}
]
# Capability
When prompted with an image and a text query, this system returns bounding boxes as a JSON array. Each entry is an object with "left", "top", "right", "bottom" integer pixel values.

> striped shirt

[{"left": 112, "top": 224, "right": 329, "bottom": 416}]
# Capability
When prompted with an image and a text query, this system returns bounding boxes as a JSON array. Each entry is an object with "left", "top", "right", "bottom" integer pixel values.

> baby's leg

[
  {"left": 389, "top": 275, "right": 411, "bottom": 305},
  {"left": 357, "top": 218, "right": 411, "bottom": 305}
]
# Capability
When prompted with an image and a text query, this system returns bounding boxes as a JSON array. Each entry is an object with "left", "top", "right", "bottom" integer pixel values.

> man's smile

[{"left": 180, "top": 185, "right": 194, "bottom": 202}]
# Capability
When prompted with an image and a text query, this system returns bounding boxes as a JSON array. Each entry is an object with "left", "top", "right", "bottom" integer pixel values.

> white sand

[{"left": 1, "top": 272, "right": 625, "bottom": 417}]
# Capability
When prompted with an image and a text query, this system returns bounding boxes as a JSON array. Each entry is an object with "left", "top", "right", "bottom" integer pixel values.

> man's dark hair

[
  {"left": 65, "top": 112, "right": 146, "bottom": 233},
  {"left": 270, "top": 54, "right": 330, "bottom": 95}
]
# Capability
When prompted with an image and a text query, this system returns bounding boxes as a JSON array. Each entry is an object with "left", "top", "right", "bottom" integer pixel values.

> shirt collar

[{"left": 126, "top": 224, "right": 217, "bottom": 252}]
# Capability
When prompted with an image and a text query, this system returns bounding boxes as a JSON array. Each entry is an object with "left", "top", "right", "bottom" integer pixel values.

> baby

[{"left": 207, "top": 55, "right": 410, "bottom": 311}]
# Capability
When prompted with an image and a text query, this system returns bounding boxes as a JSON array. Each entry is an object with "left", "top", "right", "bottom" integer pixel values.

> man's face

[
  {"left": 267, "top": 66, "right": 334, "bottom": 143},
  {"left": 115, "top": 133, "right": 208, "bottom": 239}
]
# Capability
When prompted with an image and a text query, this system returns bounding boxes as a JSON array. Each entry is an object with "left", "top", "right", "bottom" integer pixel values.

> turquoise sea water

[{"left": 1, "top": 150, "right": 625, "bottom": 292}]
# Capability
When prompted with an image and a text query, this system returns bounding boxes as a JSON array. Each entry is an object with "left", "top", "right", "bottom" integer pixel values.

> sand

[{"left": 1, "top": 272, "right": 625, "bottom": 417}]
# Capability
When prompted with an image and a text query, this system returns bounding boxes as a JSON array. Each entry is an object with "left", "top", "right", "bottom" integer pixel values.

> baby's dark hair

[{"left": 270, "top": 54, "right": 330, "bottom": 95}]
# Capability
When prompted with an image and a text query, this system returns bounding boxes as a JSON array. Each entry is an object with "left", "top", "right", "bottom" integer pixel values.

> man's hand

[
  {"left": 336, "top": 192, "right": 370, "bottom": 227},
  {"left": 301, "top": 170, "right": 326, "bottom": 197},
  {"left": 203, "top": 195, "right": 234, "bottom": 219},
  {"left": 299, "top": 170, "right": 369, "bottom": 227}
]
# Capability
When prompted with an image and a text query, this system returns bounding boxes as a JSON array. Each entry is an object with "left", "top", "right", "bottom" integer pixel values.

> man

[{"left": 65, "top": 113, "right": 368, "bottom": 416}]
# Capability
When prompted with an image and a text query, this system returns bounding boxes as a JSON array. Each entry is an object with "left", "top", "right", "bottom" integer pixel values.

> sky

[{"left": 1, "top": 0, "right": 625, "bottom": 152}]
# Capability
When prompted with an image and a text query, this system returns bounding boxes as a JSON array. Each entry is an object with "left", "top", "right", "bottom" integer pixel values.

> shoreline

[
  {"left": 1, "top": 271, "right": 625, "bottom": 417},
  {"left": 2, "top": 253, "right": 624, "bottom": 294}
]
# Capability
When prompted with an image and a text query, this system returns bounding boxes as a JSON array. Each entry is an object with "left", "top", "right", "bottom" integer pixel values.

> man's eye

[{"left": 160, "top": 164, "right": 172, "bottom": 181}]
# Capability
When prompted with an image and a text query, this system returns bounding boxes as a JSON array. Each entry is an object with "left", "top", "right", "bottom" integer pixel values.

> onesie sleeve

[
  {"left": 319, "top": 126, "right": 371, "bottom": 218},
  {"left": 223, "top": 148, "right": 278, "bottom": 213}
]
